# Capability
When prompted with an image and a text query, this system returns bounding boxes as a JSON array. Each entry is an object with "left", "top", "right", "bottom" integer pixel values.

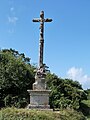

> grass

[{"left": 0, "top": 107, "right": 86, "bottom": 120}]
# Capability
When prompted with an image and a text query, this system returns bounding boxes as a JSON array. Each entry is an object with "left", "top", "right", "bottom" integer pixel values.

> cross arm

[
  {"left": 32, "top": 19, "right": 40, "bottom": 22},
  {"left": 45, "top": 18, "right": 52, "bottom": 22}
]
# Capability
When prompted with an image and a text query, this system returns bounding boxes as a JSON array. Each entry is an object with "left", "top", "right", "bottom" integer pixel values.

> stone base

[
  {"left": 27, "top": 104, "right": 50, "bottom": 109},
  {"left": 27, "top": 90, "right": 51, "bottom": 109}
]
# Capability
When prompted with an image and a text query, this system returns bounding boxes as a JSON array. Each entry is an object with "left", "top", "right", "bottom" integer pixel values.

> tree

[
  {"left": 46, "top": 73, "right": 87, "bottom": 110},
  {"left": 0, "top": 49, "right": 35, "bottom": 108},
  {"left": 0, "top": 48, "right": 87, "bottom": 110}
]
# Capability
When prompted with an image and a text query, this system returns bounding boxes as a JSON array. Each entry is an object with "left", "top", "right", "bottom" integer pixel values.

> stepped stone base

[{"left": 27, "top": 90, "right": 51, "bottom": 109}]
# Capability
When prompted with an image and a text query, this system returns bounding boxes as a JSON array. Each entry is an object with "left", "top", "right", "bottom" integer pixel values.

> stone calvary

[{"left": 27, "top": 11, "right": 52, "bottom": 109}]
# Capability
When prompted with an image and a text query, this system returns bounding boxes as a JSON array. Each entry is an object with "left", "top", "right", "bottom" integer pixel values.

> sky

[{"left": 0, "top": 0, "right": 90, "bottom": 89}]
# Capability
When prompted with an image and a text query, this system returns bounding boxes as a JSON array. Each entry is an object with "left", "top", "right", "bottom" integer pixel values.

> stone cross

[
  {"left": 27, "top": 11, "right": 52, "bottom": 109},
  {"left": 33, "top": 11, "right": 52, "bottom": 68}
]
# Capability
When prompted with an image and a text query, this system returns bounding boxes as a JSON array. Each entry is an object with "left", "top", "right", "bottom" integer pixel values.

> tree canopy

[
  {"left": 46, "top": 73, "right": 87, "bottom": 110},
  {"left": 0, "top": 48, "right": 87, "bottom": 110},
  {"left": 0, "top": 49, "right": 35, "bottom": 108}
]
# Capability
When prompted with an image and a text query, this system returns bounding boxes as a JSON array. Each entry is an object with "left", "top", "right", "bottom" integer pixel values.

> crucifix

[
  {"left": 27, "top": 11, "right": 52, "bottom": 109},
  {"left": 33, "top": 11, "right": 52, "bottom": 68}
]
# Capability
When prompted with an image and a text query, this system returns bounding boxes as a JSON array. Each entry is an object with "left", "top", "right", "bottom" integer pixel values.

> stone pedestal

[
  {"left": 27, "top": 90, "right": 51, "bottom": 109},
  {"left": 27, "top": 71, "right": 51, "bottom": 109}
]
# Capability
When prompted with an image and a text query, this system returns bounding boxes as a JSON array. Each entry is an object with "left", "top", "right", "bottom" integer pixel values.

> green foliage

[
  {"left": 0, "top": 48, "right": 88, "bottom": 117},
  {"left": 80, "top": 100, "right": 90, "bottom": 116},
  {"left": 87, "top": 116, "right": 90, "bottom": 120},
  {"left": 85, "top": 89, "right": 90, "bottom": 100},
  {"left": 0, "top": 107, "right": 86, "bottom": 120},
  {"left": 60, "top": 109, "right": 86, "bottom": 120},
  {"left": 79, "top": 89, "right": 90, "bottom": 117},
  {"left": 46, "top": 73, "right": 87, "bottom": 110},
  {"left": 0, "top": 49, "right": 35, "bottom": 108}
]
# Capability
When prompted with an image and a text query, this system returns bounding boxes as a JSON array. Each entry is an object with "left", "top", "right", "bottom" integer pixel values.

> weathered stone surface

[
  {"left": 27, "top": 90, "right": 51, "bottom": 109},
  {"left": 33, "top": 78, "right": 46, "bottom": 90},
  {"left": 33, "top": 11, "right": 52, "bottom": 68},
  {"left": 27, "top": 11, "right": 52, "bottom": 110}
]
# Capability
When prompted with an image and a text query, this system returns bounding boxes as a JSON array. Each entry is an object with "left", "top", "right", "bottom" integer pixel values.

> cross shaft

[{"left": 33, "top": 11, "right": 52, "bottom": 68}]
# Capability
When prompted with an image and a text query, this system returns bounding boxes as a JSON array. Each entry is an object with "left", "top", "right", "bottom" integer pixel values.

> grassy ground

[{"left": 0, "top": 107, "right": 86, "bottom": 120}]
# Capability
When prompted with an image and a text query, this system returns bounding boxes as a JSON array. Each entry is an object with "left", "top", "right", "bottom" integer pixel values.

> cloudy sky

[{"left": 0, "top": 0, "right": 90, "bottom": 89}]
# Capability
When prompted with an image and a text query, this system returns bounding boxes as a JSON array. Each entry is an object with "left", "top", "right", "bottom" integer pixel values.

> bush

[
  {"left": 80, "top": 100, "right": 90, "bottom": 116},
  {"left": 0, "top": 49, "right": 35, "bottom": 108},
  {"left": 46, "top": 73, "right": 87, "bottom": 110}
]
